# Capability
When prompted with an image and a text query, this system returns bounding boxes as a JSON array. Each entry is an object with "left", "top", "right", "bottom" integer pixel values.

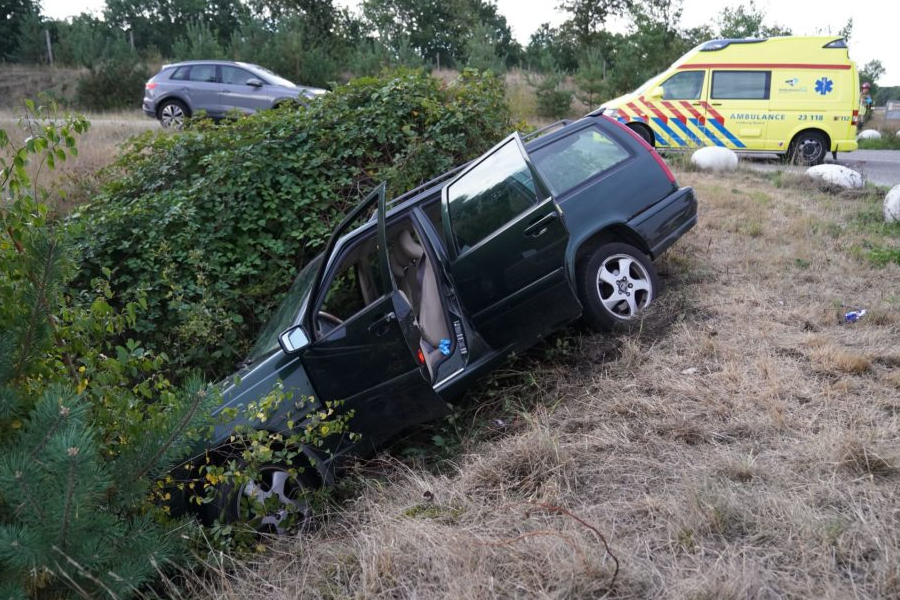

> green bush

[
  {"left": 0, "top": 102, "right": 211, "bottom": 599},
  {"left": 533, "top": 71, "right": 573, "bottom": 119},
  {"left": 75, "top": 47, "right": 150, "bottom": 111},
  {"left": 69, "top": 69, "right": 510, "bottom": 380}
]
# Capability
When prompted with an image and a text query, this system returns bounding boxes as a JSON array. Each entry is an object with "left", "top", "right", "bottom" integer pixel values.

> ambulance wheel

[
  {"left": 788, "top": 131, "right": 827, "bottom": 166},
  {"left": 628, "top": 123, "right": 654, "bottom": 147}
]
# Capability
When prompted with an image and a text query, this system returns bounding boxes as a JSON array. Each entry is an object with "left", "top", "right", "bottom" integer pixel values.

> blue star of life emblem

[{"left": 815, "top": 77, "right": 833, "bottom": 95}]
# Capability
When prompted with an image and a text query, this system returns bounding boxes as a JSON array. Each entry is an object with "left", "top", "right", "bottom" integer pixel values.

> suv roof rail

[
  {"left": 384, "top": 161, "right": 472, "bottom": 209},
  {"left": 523, "top": 120, "right": 572, "bottom": 141}
]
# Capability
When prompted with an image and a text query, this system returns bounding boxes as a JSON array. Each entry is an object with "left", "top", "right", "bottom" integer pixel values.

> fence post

[{"left": 44, "top": 29, "right": 53, "bottom": 66}]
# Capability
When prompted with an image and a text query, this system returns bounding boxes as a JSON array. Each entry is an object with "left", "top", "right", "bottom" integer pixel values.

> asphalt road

[{"left": 741, "top": 149, "right": 900, "bottom": 188}]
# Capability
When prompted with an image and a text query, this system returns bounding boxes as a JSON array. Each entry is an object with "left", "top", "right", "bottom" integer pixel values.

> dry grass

[
  {"left": 168, "top": 165, "right": 900, "bottom": 599},
  {"left": 0, "top": 108, "right": 155, "bottom": 213}
]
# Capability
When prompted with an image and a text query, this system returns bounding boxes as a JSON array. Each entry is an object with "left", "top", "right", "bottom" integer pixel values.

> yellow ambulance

[{"left": 601, "top": 36, "right": 860, "bottom": 164}]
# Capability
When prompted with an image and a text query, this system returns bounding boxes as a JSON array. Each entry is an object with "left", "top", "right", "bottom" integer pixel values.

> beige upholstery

[{"left": 392, "top": 230, "right": 451, "bottom": 379}]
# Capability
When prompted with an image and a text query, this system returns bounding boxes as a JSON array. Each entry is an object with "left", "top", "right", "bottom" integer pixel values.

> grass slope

[{"left": 178, "top": 167, "right": 900, "bottom": 599}]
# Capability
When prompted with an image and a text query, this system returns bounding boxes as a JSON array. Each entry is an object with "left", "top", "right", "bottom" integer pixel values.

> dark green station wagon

[{"left": 180, "top": 111, "right": 697, "bottom": 530}]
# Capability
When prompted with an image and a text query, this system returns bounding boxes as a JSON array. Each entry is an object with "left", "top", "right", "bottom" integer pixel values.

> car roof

[{"left": 162, "top": 60, "right": 258, "bottom": 70}]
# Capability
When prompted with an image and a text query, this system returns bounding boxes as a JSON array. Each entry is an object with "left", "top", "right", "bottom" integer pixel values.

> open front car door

[{"left": 293, "top": 184, "right": 449, "bottom": 449}]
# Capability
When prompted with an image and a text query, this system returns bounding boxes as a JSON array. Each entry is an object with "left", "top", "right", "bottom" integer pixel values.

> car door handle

[
  {"left": 711, "top": 102, "right": 723, "bottom": 106},
  {"left": 523, "top": 212, "right": 558, "bottom": 237},
  {"left": 368, "top": 311, "right": 396, "bottom": 336}
]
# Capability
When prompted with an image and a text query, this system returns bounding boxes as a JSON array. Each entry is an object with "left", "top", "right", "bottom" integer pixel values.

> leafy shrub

[
  {"left": 0, "top": 102, "right": 211, "bottom": 599},
  {"left": 75, "top": 46, "right": 150, "bottom": 111},
  {"left": 69, "top": 69, "right": 510, "bottom": 380}
]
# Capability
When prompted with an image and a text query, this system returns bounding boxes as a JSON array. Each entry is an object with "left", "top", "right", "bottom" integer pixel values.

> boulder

[
  {"left": 691, "top": 146, "right": 738, "bottom": 172},
  {"left": 857, "top": 129, "right": 882, "bottom": 140},
  {"left": 806, "top": 164, "right": 864, "bottom": 189},
  {"left": 885, "top": 184, "right": 900, "bottom": 223}
]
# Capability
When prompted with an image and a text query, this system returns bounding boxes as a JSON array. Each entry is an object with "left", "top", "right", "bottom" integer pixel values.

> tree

[
  {"left": 557, "top": 0, "right": 631, "bottom": 49},
  {"left": 525, "top": 23, "right": 578, "bottom": 72},
  {"left": 575, "top": 47, "right": 609, "bottom": 107},
  {"left": 0, "top": 102, "right": 211, "bottom": 599},
  {"left": 716, "top": 0, "right": 791, "bottom": 38},
  {"left": 0, "top": 0, "right": 39, "bottom": 59}
]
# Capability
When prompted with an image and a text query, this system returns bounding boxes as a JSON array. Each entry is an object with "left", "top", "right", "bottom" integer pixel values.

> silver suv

[{"left": 142, "top": 60, "right": 327, "bottom": 128}]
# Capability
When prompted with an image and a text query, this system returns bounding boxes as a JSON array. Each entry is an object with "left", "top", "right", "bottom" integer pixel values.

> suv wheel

[
  {"left": 578, "top": 242, "right": 658, "bottom": 331},
  {"left": 158, "top": 99, "right": 189, "bottom": 129},
  {"left": 787, "top": 131, "right": 827, "bottom": 166}
]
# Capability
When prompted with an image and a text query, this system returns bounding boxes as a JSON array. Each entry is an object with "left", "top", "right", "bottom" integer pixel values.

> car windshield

[
  {"left": 251, "top": 64, "right": 296, "bottom": 88},
  {"left": 246, "top": 255, "right": 322, "bottom": 361}
]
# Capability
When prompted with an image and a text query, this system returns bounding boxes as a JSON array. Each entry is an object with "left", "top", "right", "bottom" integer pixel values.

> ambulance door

[
  {"left": 706, "top": 70, "right": 772, "bottom": 150},
  {"left": 640, "top": 69, "right": 708, "bottom": 149}
]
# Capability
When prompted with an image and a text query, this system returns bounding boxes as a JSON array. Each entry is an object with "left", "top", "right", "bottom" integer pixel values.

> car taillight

[
  {"left": 416, "top": 348, "right": 425, "bottom": 364},
  {"left": 604, "top": 115, "right": 677, "bottom": 185},
  {"left": 145, "top": 82, "right": 158, "bottom": 90},
  {"left": 852, "top": 109, "right": 859, "bottom": 125}
]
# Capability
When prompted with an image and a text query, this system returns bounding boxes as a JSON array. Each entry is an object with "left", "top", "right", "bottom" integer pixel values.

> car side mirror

[
  {"left": 278, "top": 325, "right": 310, "bottom": 354},
  {"left": 246, "top": 78, "right": 264, "bottom": 88},
  {"left": 648, "top": 86, "right": 664, "bottom": 99}
]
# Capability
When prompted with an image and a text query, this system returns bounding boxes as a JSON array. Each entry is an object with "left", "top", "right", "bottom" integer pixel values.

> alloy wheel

[{"left": 596, "top": 253, "right": 653, "bottom": 319}]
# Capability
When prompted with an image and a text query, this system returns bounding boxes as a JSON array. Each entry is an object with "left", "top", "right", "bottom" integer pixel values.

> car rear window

[
  {"left": 711, "top": 70, "right": 770, "bottom": 100},
  {"left": 530, "top": 126, "right": 630, "bottom": 196}
]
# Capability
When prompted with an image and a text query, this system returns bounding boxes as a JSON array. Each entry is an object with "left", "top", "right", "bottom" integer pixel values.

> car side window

[
  {"left": 711, "top": 71, "right": 771, "bottom": 100},
  {"left": 660, "top": 70, "right": 704, "bottom": 100},
  {"left": 319, "top": 242, "right": 385, "bottom": 326},
  {"left": 170, "top": 66, "right": 190, "bottom": 81},
  {"left": 447, "top": 140, "right": 538, "bottom": 252},
  {"left": 221, "top": 66, "right": 259, "bottom": 85},
  {"left": 530, "top": 126, "right": 631, "bottom": 196},
  {"left": 187, "top": 65, "right": 217, "bottom": 83}
]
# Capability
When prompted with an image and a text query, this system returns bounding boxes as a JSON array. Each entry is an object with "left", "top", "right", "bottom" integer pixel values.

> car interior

[{"left": 316, "top": 216, "right": 453, "bottom": 382}]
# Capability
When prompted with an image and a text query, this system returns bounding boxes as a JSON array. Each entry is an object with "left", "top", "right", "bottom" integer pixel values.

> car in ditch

[
  {"left": 174, "top": 110, "right": 698, "bottom": 531},
  {"left": 142, "top": 60, "right": 327, "bottom": 128}
]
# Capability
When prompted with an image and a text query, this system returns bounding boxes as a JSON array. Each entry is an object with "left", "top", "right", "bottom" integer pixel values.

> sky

[{"left": 39, "top": 0, "right": 898, "bottom": 85}]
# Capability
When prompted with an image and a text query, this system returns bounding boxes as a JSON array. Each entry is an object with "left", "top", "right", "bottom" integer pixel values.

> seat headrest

[{"left": 397, "top": 230, "right": 424, "bottom": 260}]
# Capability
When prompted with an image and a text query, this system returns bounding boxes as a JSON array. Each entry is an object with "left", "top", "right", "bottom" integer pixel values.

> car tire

[
  {"left": 158, "top": 99, "right": 189, "bottom": 129},
  {"left": 787, "top": 130, "right": 827, "bottom": 166},
  {"left": 629, "top": 123, "right": 654, "bottom": 147},
  {"left": 578, "top": 242, "right": 659, "bottom": 331},
  {"left": 205, "top": 462, "right": 314, "bottom": 535}
]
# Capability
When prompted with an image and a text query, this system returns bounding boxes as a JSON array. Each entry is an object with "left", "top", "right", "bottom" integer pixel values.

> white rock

[
  {"left": 857, "top": 129, "right": 882, "bottom": 140},
  {"left": 691, "top": 146, "right": 739, "bottom": 172},
  {"left": 681, "top": 367, "right": 699, "bottom": 375},
  {"left": 885, "top": 184, "right": 900, "bottom": 223},
  {"left": 806, "top": 164, "right": 864, "bottom": 189},
  {"left": 896, "top": 130, "right": 900, "bottom": 138}
]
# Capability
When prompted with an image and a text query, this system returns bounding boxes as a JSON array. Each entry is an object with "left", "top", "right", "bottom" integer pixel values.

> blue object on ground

[{"left": 439, "top": 338, "right": 451, "bottom": 355}]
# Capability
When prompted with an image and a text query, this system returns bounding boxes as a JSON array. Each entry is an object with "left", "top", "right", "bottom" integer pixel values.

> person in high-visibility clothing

[{"left": 859, "top": 81, "right": 873, "bottom": 130}]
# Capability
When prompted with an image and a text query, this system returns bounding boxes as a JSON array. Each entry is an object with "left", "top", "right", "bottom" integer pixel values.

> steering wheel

[{"left": 316, "top": 311, "right": 344, "bottom": 336}]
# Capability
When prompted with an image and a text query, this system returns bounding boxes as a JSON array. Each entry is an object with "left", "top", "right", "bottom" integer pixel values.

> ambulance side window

[
  {"left": 711, "top": 71, "right": 771, "bottom": 100},
  {"left": 660, "top": 71, "right": 704, "bottom": 100}
]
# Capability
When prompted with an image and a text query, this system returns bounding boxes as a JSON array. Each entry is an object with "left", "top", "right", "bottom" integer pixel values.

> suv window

[
  {"left": 221, "top": 66, "right": 259, "bottom": 85},
  {"left": 170, "top": 66, "right": 191, "bottom": 81},
  {"left": 531, "top": 126, "right": 630, "bottom": 195},
  {"left": 447, "top": 140, "right": 538, "bottom": 252},
  {"left": 711, "top": 71, "right": 770, "bottom": 99},
  {"left": 187, "top": 65, "right": 217, "bottom": 83},
  {"left": 660, "top": 71, "right": 704, "bottom": 100}
]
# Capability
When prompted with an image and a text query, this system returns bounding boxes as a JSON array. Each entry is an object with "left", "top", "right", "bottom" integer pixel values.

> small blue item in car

[
  {"left": 439, "top": 339, "right": 451, "bottom": 355},
  {"left": 844, "top": 309, "right": 866, "bottom": 323}
]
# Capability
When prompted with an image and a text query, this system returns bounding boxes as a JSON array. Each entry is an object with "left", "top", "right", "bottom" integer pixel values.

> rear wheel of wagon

[{"left": 578, "top": 242, "right": 659, "bottom": 331}]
